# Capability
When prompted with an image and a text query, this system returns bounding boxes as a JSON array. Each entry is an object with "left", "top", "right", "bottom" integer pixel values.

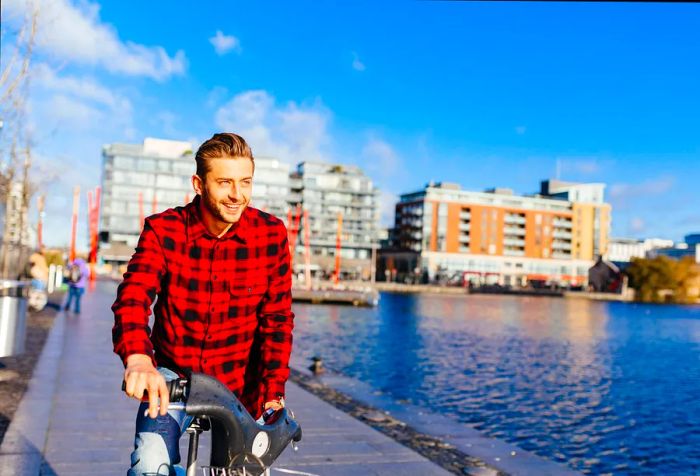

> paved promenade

[{"left": 0, "top": 281, "right": 451, "bottom": 476}]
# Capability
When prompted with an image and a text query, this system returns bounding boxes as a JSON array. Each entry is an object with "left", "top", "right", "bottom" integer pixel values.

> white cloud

[
  {"left": 2, "top": 0, "right": 186, "bottom": 81},
  {"left": 30, "top": 63, "right": 133, "bottom": 134},
  {"left": 352, "top": 52, "right": 366, "bottom": 71},
  {"left": 362, "top": 138, "right": 400, "bottom": 175},
  {"left": 215, "top": 90, "right": 331, "bottom": 163},
  {"left": 629, "top": 217, "right": 646, "bottom": 234},
  {"left": 610, "top": 176, "right": 675, "bottom": 200},
  {"left": 154, "top": 110, "right": 179, "bottom": 138},
  {"left": 42, "top": 94, "right": 102, "bottom": 127},
  {"left": 379, "top": 191, "right": 398, "bottom": 227},
  {"left": 209, "top": 30, "right": 241, "bottom": 55},
  {"left": 556, "top": 157, "right": 603, "bottom": 175},
  {"left": 33, "top": 63, "right": 129, "bottom": 110},
  {"left": 206, "top": 86, "right": 229, "bottom": 108}
]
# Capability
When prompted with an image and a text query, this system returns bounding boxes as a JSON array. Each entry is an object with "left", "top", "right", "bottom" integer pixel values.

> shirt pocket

[{"left": 228, "top": 278, "right": 268, "bottom": 318}]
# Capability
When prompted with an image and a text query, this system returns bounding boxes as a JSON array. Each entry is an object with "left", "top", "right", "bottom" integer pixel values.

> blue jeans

[
  {"left": 64, "top": 286, "right": 84, "bottom": 313},
  {"left": 128, "top": 368, "right": 193, "bottom": 476}
]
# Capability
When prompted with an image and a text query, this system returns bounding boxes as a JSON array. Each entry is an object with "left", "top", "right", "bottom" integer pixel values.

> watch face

[{"left": 252, "top": 431, "right": 270, "bottom": 458}]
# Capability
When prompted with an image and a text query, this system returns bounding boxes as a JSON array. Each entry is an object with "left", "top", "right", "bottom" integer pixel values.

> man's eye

[{"left": 219, "top": 180, "right": 231, "bottom": 186}]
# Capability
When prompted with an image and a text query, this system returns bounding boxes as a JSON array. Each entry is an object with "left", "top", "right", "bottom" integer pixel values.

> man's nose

[{"left": 229, "top": 184, "right": 243, "bottom": 202}]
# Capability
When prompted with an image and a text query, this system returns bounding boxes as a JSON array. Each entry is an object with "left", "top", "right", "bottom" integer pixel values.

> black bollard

[{"left": 308, "top": 356, "right": 324, "bottom": 375}]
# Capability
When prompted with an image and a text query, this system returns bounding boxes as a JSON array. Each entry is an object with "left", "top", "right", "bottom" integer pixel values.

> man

[{"left": 112, "top": 133, "right": 294, "bottom": 476}]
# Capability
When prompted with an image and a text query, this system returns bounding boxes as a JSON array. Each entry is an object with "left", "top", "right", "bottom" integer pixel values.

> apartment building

[
  {"left": 290, "top": 162, "right": 381, "bottom": 279},
  {"left": 385, "top": 179, "right": 611, "bottom": 286},
  {"left": 607, "top": 237, "right": 675, "bottom": 263}
]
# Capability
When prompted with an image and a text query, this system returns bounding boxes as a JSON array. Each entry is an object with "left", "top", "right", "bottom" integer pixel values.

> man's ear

[{"left": 191, "top": 174, "right": 203, "bottom": 195}]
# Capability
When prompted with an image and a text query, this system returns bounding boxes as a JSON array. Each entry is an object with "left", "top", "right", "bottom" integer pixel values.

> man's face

[{"left": 194, "top": 157, "right": 253, "bottom": 226}]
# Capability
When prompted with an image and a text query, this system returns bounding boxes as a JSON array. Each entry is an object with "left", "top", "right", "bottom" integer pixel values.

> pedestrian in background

[{"left": 65, "top": 257, "right": 89, "bottom": 313}]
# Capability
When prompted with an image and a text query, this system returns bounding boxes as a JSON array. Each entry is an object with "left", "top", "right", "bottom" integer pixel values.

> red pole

[
  {"left": 36, "top": 194, "right": 45, "bottom": 249},
  {"left": 287, "top": 208, "right": 294, "bottom": 268},
  {"left": 87, "top": 190, "right": 95, "bottom": 285},
  {"left": 87, "top": 190, "right": 94, "bottom": 261},
  {"left": 88, "top": 187, "right": 100, "bottom": 264},
  {"left": 69, "top": 186, "right": 80, "bottom": 262},
  {"left": 333, "top": 212, "right": 343, "bottom": 284},
  {"left": 288, "top": 204, "right": 302, "bottom": 269}
]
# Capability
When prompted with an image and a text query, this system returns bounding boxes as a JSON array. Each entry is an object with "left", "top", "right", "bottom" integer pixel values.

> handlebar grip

[{"left": 121, "top": 378, "right": 188, "bottom": 402}]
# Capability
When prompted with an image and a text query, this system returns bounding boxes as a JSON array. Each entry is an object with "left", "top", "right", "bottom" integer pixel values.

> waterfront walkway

[{"left": 0, "top": 281, "right": 451, "bottom": 476}]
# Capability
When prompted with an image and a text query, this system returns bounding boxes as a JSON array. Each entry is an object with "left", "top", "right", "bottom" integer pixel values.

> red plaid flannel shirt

[{"left": 112, "top": 196, "right": 294, "bottom": 416}]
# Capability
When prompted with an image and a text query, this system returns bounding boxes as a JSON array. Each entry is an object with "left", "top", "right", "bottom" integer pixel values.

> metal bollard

[{"left": 0, "top": 280, "right": 29, "bottom": 358}]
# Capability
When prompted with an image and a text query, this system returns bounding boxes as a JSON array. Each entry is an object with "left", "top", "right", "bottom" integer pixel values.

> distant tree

[
  {"left": 672, "top": 258, "right": 700, "bottom": 304},
  {"left": 626, "top": 256, "right": 700, "bottom": 304},
  {"left": 43, "top": 249, "right": 65, "bottom": 268}
]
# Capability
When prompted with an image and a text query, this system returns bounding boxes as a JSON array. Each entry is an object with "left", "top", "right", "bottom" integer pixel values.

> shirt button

[
  {"left": 207, "top": 335, "right": 212, "bottom": 340},
  {"left": 213, "top": 275, "right": 217, "bottom": 280},
  {"left": 210, "top": 306, "right": 215, "bottom": 312},
  {"left": 248, "top": 287, "right": 252, "bottom": 293}
]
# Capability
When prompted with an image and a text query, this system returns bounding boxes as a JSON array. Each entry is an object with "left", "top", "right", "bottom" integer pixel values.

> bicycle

[{"left": 126, "top": 372, "right": 302, "bottom": 476}]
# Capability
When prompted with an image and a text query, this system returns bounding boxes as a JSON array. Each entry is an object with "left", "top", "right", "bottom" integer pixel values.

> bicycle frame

[{"left": 170, "top": 373, "right": 302, "bottom": 476}]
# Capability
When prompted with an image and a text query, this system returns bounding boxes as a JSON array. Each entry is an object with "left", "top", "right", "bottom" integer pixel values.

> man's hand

[
  {"left": 264, "top": 399, "right": 284, "bottom": 411},
  {"left": 123, "top": 354, "right": 169, "bottom": 418}
]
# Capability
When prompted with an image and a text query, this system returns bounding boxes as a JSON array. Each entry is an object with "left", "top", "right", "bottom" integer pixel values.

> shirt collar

[{"left": 186, "top": 195, "right": 250, "bottom": 244}]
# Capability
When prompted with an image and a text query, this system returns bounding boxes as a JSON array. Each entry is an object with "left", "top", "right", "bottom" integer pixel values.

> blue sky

[{"left": 1, "top": 0, "right": 699, "bottom": 249}]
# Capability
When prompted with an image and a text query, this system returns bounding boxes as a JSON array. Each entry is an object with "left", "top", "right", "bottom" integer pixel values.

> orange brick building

[{"left": 387, "top": 180, "right": 610, "bottom": 286}]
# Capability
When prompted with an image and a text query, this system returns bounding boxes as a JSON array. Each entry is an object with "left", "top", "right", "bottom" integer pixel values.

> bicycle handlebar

[
  {"left": 121, "top": 373, "right": 302, "bottom": 471},
  {"left": 120, "top": 378, "right": 188, "bottom": 402}
]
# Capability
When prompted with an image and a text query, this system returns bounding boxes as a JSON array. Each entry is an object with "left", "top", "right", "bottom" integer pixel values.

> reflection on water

[{"left": 291, "top": 293, "right": 700, "bottom": 475}]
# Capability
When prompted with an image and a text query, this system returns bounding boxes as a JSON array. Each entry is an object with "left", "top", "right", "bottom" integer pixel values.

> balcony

[
  {"left": 552, "top": 230, "right": 572, "bottom": 239},
  {"left": 553, "top": 219, "right": 573, "bottom": 229},
  {"left": 459, "top": 211, "right": 471, "bottom": 220},
  {"left": 459, "top": 235, "right": 470, "bottom": 243},
  {"left": 504, "top": 249, "right": 526, "bottom": 257},
  {"left": 503, "top": 238, "right": 526, "bottom": 247},
  {"left": 504, "top": 226, "right": 526, "bottom": 236},
  {"left": 552, "top": 251, "right": 572, "bottom": 260},
  {"left": 459, "top": 222, "right": 471, "bottom": 232},
  {"left": 552, "top": 241, "right": 572, "bottom": 250},
  {"left": 505, "top": 215, "right": 526, "bottom": 225}
]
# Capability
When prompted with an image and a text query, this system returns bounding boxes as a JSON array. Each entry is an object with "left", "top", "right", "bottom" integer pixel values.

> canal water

[{"left": 291, "top": 292, "right": 700, "bottom": 475}]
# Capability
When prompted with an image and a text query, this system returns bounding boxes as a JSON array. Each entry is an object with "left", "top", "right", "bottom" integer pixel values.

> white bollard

[
  {"left": 55, "top": 265, "right": 63, "bottom": 290},
  {"left": 48, "top": 265, "right": 56, "bottom": 294}
]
